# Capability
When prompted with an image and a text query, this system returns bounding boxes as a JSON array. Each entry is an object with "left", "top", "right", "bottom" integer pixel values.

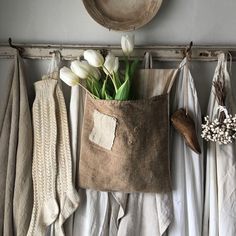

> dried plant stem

[{"left": 213, "top": 77, "right": 226, "bottom": 122}]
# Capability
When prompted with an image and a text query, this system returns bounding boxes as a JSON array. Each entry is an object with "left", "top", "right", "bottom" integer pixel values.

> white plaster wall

[
  {"left": 0, "top": 0, "right": 236, "bottom": 112},
  {"left": 1, "top": 0, "right": 236, "bottom": 44}
]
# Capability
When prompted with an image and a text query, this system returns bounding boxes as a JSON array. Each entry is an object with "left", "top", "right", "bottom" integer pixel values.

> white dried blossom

[{"left": 201, "top": 113, "right": 236, "bottom": 145}]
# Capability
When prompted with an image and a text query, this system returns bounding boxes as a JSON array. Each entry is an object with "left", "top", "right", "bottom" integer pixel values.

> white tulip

[
  {"left": 60, "top": 67, "right": 79, "bottom": 86},
  {"left": 121, "top": 35, "right": 134, "bottom": 56},
  {"left": 103, "top": 53, "right": 119, "bottom": 75},
  {"left": 84, "top": 50, "right": 104, "bottom": 67},
  {"left": 70, "top": 60, "right": 91, "bottom": 79}
]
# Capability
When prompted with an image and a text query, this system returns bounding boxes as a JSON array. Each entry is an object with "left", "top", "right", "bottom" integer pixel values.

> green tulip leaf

[
  {"left": 101, "top": 78, "right": 107, "bottom": 99},
  {"left": 115, "top": 78, "right": 130, "bottom": 100},
  {"left": 114, "top": 72, "right": 122, "bottom": 89},
  {"left": 125, "top": 59, "right": 130, "bottom": 81},
  {"left": 91, "top": 80, "right": 100, "bottom": 98},
  {"left": 86, "top": 79, "right": 92, "bottom": 93},
  {"left": 105, "top": 91, "right": 113, "bottom": 100},
  {"left": 129, "top": 59, "right": 139, "bottom": 80}
]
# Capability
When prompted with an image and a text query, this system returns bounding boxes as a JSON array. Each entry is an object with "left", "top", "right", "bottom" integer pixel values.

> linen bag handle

[
  {"left": 143, "top": 52, "right": 153, "bottom": 69},
  {"left": 142, "top": 52, "right": 178, "bottom": 94}
]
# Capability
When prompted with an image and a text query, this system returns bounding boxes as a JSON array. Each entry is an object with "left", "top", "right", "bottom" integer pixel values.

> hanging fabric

[
  {"left": 27, "top": 53, "right": 80, "bottom": 236},
  {"left": 64, "top": 85, "right": 84, "bottom": 236},
  {"left": 203, "top": 52, "right": 236, "bottom": 236},
  {"left": 167, "top": 57, "right": 204, "bottom": 236},
  {"left": 115, "top": 52, "right": 178, "bottom": 236},
  {"left": 67, "top": 85, "right": 123, "bottom": 236},
  {"left": 0, "top": 52, "right": 33, "bottom": 236}
]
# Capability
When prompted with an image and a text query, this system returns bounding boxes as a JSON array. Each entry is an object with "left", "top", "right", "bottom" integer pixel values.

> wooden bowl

[{"left": 82, "top": 0, "right": 163, "bottom": 31}]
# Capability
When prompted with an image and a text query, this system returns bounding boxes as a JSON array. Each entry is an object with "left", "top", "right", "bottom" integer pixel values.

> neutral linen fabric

[
  {"left": 64, "top": 85, "right": 83, "bottom": 236},
  {"left": 0, "top": 53, "right": 33, "bottom": 236},
  {"left": 203, "top": 53, "right": 236, "bottom": 236},
  {"left": 69, "top": 68, "right": 177, "bottom": 236},
  {"left": 116, "top": 68, "right": 178, "bottom": 236},
  {"left": 167, "top": 59, "right": 204, "bottom": 236},
  {"left": 89, "top": 109, "right": 117, "bottom": 150}
]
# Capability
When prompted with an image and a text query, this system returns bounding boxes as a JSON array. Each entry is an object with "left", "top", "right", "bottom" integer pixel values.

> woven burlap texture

[{"left": 79, "top": 93, "right": 170, "bottom": 193}]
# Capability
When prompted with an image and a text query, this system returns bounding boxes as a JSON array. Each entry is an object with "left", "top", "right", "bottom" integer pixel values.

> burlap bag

[
  {"left": 78, "top": 53, "right": 178, "bottom": 193},
  {"left": 79, "top": 95, "right": 170, "bottom": 193}
]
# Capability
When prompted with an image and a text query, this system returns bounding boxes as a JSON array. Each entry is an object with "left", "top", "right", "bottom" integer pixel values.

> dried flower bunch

[
  {"left": 201, "top": 79, "right": 236, "bottom": 144},
  {"left": 202, "top": 114, "right": 236, "bottom": 144},
  {"left": 60, "top": 35, "right": 139, "bottom": 101}
]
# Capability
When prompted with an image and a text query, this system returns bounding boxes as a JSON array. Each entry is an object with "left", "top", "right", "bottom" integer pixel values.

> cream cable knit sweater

[{"left": 27, "top": 79, "right": 79, "bottom": 236}]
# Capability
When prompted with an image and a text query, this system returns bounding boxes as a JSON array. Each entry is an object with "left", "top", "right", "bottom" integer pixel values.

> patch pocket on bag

[{"left": 89, "top": 109, "right": 117, "bottom": 150}]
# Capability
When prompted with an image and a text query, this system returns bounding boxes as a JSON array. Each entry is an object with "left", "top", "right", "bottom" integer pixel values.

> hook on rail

[
  {"left": 49, "top": 50, "right": 62, "bottom": 60},
  {"left": 184, "top": 41, "right": 193, "bottom": 58},
  {"left": 8, "top": 38, "right": 24, "bottom": 55}
]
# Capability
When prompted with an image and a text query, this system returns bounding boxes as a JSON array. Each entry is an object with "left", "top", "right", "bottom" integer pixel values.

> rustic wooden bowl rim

[{"left": 82, "top": 0, "right": 163, "bottom": 31}]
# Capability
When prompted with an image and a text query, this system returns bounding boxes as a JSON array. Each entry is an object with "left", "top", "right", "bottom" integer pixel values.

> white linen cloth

[
  {"left": 203, "top": 53, "right": 236, "bottom": 236},
  {"left": 167, "top": 59, "right": 204, "bottom": 236}
]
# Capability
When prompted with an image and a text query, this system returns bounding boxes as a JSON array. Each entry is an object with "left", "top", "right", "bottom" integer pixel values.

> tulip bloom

[
  {"left": 60, "top": 67, "right": 79, "bottom": 86},
  {"left": 70, "top": 60, "right": 91, "bottom": 79},
  {"left": 84, "top": 50, "right": 104, "bottom": 67},
  {"left": 121, "top": 35, "right": 134, "bottom": 56},
  {"left": 103, "top": 53, "right": 119, "bottom": 75}
]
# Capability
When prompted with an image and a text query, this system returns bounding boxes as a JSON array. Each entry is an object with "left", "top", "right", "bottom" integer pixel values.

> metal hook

[
  {"left": 8, "top": 38, "right": 24, "bottom": 55},
  {"left": 49, "top": 50, "right": 63, "bottom": 62},
  {"left": 184, "top": 41, "right": 193, "bottom": 58},
  {"left": 49, "top": 50, "right": 62, "bottom": 57},
  {"left": 186, "top": 41, "right": 193, "bottom": 53}
]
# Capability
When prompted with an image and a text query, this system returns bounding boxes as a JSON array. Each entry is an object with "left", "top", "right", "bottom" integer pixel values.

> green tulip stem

[
  {"left": 102, "top": 65, "right": 113, "bottom": 77},
  {"left": 102, "top": 65, "right": 118, "bottom": 93},
  {"left": 111, "top": 74, "right": 118, "bottom": 93},
  {"left": 125, "top": 57, "right": 130, "bottom": 81}
]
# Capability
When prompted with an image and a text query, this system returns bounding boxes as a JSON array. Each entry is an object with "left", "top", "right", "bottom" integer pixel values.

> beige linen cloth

[
  {"left": 65, "top": 67, "right": 178, "bottom": 236},
  {"left": 116, "top": 68, "right": 178, "bottom": 236},
  {"left": 0, "top": 53, "right": 33, "bottom": 236}
]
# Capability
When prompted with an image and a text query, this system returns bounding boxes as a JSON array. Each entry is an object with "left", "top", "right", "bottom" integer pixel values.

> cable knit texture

[
  {"left": 27, "top": 80, "right": 59, "bottom": 236},
  {"left": 27, "top": 79, "right": 79, "bottom": 236}
]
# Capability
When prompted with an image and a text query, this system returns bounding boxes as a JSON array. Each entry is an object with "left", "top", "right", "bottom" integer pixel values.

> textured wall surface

[
  {"left": 1, "top": 0, "right": 236, "bottom": 44},
  {"left": 0, "top": 0, "right": 236, "bottom": 113}
]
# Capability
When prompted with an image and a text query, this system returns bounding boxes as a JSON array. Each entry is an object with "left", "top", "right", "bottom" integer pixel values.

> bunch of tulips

[{"left": 60, "top": 35, "right": 139, "bottom": 100}]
